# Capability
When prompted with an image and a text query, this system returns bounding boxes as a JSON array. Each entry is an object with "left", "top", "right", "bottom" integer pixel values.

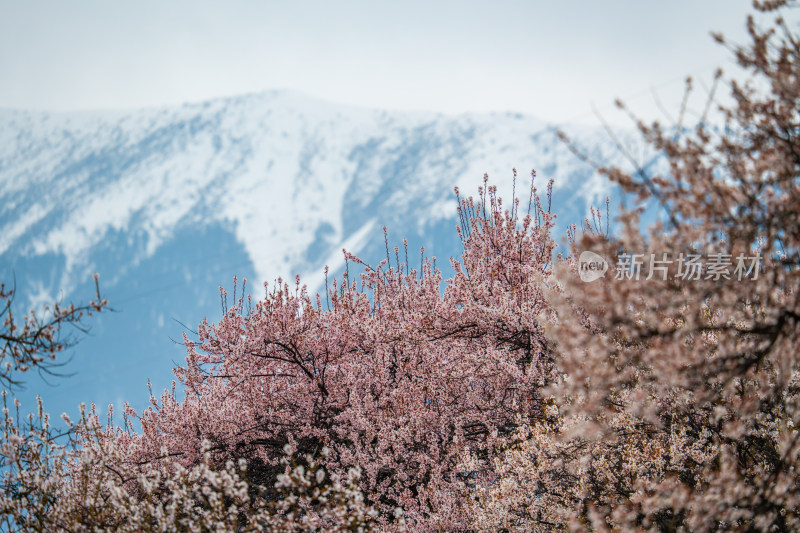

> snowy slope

[{"left": 0, "top": 90, "right": 629, "bottom": 416}]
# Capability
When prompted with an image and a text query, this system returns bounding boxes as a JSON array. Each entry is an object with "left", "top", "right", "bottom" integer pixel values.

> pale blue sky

[{"left": 0, "top": 1, "right": 761, "bottom": 125}]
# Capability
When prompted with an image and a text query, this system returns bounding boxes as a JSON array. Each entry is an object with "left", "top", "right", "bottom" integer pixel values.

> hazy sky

[{"left": 0, "top": 1, "right": 760, "bottom": 125}]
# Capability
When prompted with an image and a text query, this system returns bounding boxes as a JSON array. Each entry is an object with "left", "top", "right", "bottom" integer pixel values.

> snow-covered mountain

[{"left": 0, "top": 90, "right": 626, "bottom": 416}]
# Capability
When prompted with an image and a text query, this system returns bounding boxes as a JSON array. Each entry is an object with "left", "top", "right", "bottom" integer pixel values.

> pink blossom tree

[
  {"left": 2, "top": 176, "right": 560, "bottom": 531},
  {"left": 122, "top": 174, "right": 558, "bottom": 530},
  {"left": 471, "top": 0, "right": 800, "bottom": 530}
]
